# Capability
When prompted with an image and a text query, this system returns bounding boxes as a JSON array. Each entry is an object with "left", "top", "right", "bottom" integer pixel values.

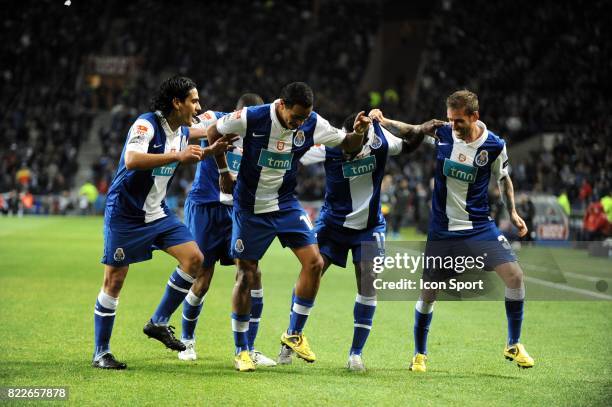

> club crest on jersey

[
  {"left": 234, "top": 239, "right": 244, "bottom": 253},
  {"left": 113, "top": 248, "right": 125, "bottom": 262},
  {"left": 370, "top": 135, "right": 382, "bottom": 149},
  {"left": 277, "top": 140, "right": 285, "bottom": 151},
  {"left": 293, "top": 130, "right": 305, "bottom": 147},
  {"left": 475, "top": 150, "right": 489, "bottom": 166}
]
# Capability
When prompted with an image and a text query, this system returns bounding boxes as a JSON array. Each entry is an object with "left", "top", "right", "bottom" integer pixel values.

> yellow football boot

[
  {"left": 504, "top": 343, "right": 535, "bottom": 368},
  {"left": 280, "top": 332, "right": 316, "bottom": 363},
  {"left": 409, "top": 353, "right": 427, "bottom": 372},
  {"left": 234, "top": 350, "right": 256, "bottom": 372}
]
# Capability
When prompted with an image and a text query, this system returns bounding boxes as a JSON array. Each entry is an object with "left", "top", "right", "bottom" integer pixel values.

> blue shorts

[
  {"left": 315, "top": 220, "right": 386, "bottom": 268},
  {"left": 184, "top": 199, "right": 234, "bottom": 268},
  {"left": 424, "top": 222, "right": 517, "bottom": 280},
  {"left": 101, "top": 214, "right": 194, "bottom": 267},
  {"left": 231, "top": 207, "right": 316, "bottom": 260}
]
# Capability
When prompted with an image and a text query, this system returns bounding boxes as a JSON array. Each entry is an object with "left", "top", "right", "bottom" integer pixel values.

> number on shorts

[
  {"left": 498, "top": 234, "right": 512, "bottom": 251},
  {"left": 372, "top": 232, "right": 386, "bottom": 251},
  {"left": 300, "top": 214, "right": 314, "bottom": 230}
]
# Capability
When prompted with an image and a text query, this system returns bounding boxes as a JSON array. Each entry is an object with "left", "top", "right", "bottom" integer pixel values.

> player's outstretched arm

[
  {"left": 125, "top": 146, "right": 203, "bottom": 170},
  {"left": 188, "top": 126, "right": 207, "bottom": 140},
  {"left": 500, "top": 176, "right": 528, "bottom": 237},
  {"left": 368, "top": 109, "right": 445, "bottom": 153},
  {"left": 206, "top": 123, "right": 230, "bottom": 168},
  {"left": 338, "top": 111, "right": 371, "bottom": 153},
  {"left": 202, "top": 134, "right": 236, "bottom": 158}
]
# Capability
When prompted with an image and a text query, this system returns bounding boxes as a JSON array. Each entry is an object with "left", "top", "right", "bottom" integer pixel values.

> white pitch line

[
  {"left": 522, "top": 263, "right": 612, "bottom": 283},
  {"left": 561, "top": 271, "right": 612, "bottom": 283},
  {"left": 524, "top": 276, "right": 612, "bottom": 300}
]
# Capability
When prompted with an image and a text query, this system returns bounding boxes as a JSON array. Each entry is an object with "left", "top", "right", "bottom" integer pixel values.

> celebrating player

[
  {"left": 407, "top": 90, "right": 535, "bottom": 372},
  {"left": 293, "top": 111, "right": 444, "bottom": 371},
  {"left": 207, "top": 82, "right": 371, "bottom": 371},
  {"left": 92, "top": 76, "right": 229, "bottom": 369},
  {"left": 148, "top": 93, "right": 276, "bottom": 366}
]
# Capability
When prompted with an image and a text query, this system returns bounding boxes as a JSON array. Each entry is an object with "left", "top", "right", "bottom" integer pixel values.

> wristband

[{"left": 218, "top": 168, "right": 229, "bottom": 174}]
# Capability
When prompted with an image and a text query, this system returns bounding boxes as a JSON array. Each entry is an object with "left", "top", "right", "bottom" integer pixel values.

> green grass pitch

[{"left": 0, "top": 217, "right": 611, "bottom": 405}]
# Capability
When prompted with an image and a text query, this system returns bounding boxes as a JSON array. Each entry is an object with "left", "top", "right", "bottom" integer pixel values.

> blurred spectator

[
  {"left": 79, "top": 182, "right": 99, "bottom": 215},
  {"left": 517, "top": 195, "right": 536, "bottom": 242},
  {"left": 380, "top": 175, "right": 395, "bottom": 225},
  {"left": 601, "top": 190, "right": 612, "bottom": 223},
  {"left": 390, "top": 179, "right": 410, "bottom": 239},
  {"left": 557, "top": 190, "right": 571, "bottom": 216},
  {"left": 583, "top": 201, "right": 610, "bottom": 240}
]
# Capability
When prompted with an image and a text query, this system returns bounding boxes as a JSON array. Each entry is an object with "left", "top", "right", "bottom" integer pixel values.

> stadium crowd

[
  {"left": 1, "top": 0, "right": 609, "bottom": 238},
  {"left": 388, "top": 0, "right": 611, "bottom": 237},
  {"left": 0, "top": 0, "right": 100, "bottom": 213}
]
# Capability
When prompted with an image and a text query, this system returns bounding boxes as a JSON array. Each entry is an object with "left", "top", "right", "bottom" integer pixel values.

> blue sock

[
  {"left": 414, "top": 300, "right": 434, "bottom": 355},
  {"left": 93, "top": 290, "right": 118, "bottom": 360},
  {"left": 151, "top": 267, "right": 194, "bottom": 325},
  {"left": 248, "top": 289, "right": 264, "bottom": 351},
  {"left": 350, "top": 294, "right": 377, "bottom": 356},
  {"left": 181, "top": 289, "right": 204, "bottom": 341},
  {"left": 288, "top": 295, "right": 314, "bottom": 334},
  {"left": 232, "top": 313, "right": 250, "bottom": 354},
  {"left": 505, "top": 285, "right": 525, "bottom": 345}
]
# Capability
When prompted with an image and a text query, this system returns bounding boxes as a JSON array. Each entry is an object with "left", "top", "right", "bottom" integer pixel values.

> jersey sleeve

[
  {"left": 492, "top": 143, "right": 509, "bottom": 181},
  {"left": 313, "top": 114, "right": 346, "bottom": 147},
  {"left": 300, "top": 145, "right": 326, "bottom": 166},
  {"left": 216, "top": 107, "right": 247, "bottom": 137},
  {"left": 382, "top": 126, "right": 404, "bottom": 156},
  {"left": 196, "top": 110, "right": 220, "bottom": 130},
  {"left": 125, "top": 118, "right": 155, "bottom": 153}
]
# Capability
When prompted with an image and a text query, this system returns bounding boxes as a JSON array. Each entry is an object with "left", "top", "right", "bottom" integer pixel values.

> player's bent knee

[
  {"left": 498, "top": 262, "right": 524, "bottom": 288},
  {"left": 305, "top": 255, "right": 324, "bottom": 275},
  {"left": 184, "top": 251, "right": 205, "bottom": 275},
  {"left": 510, "top": 268, "right": 524, "bottom": 287}
]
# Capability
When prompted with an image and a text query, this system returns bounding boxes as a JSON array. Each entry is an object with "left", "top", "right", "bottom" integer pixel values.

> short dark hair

[
  {"left": 342, "top": 112, "right": 358, "bottom": 132},
  {"left": 150, "top": 75, "right": 197, "bottom": 116},
  {"left": 236, "top": 93, "right": 264, "bottom": 110},
  {"left": 446, "top": 90, "right": 479, "bottom": 115},
  {"left": 280, "top": 82, "right": 314, "bottom": 108}
]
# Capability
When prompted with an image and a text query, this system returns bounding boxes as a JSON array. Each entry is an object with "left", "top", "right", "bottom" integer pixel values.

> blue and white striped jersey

[
  {"left": 216, "top": 100, "right": 346, "bottom": 214},
  {"left": 105, "top": 111, "right": 189, "bottom": 223},
  {"left": 187, "top": 110, "right": 243, "bottom": 206},
  {"left": 430, "top": 121, "right": 509, "bottom": 232},
  {"left": 300, "top": 121, "right": 404, "bottom": 230}
]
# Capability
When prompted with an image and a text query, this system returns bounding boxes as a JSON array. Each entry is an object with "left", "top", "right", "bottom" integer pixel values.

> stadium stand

[{"left": 1, "top": 0, "right": 609, "bottom": 240}]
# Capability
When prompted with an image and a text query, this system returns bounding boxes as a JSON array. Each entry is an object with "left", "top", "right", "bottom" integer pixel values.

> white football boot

[
  {"left": 178, "top": 340, "right": 197, "bottom": 361},
  {"left": 250, "top": 350, "right": 277, "bottom": 367},
  {"left": 347, "top": 354, "right": 366, "bottom": 372}
]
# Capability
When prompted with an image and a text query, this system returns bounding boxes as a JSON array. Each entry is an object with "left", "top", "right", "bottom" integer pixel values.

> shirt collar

[
  {"left": 155, "top": 111, "right": 181, "bottom": 138},
  {"left": 452, "top": 120, "right": 488, "bottom": 148},
  {"left": 270, "top": 99, "right": 294, "bottom": 135}
]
